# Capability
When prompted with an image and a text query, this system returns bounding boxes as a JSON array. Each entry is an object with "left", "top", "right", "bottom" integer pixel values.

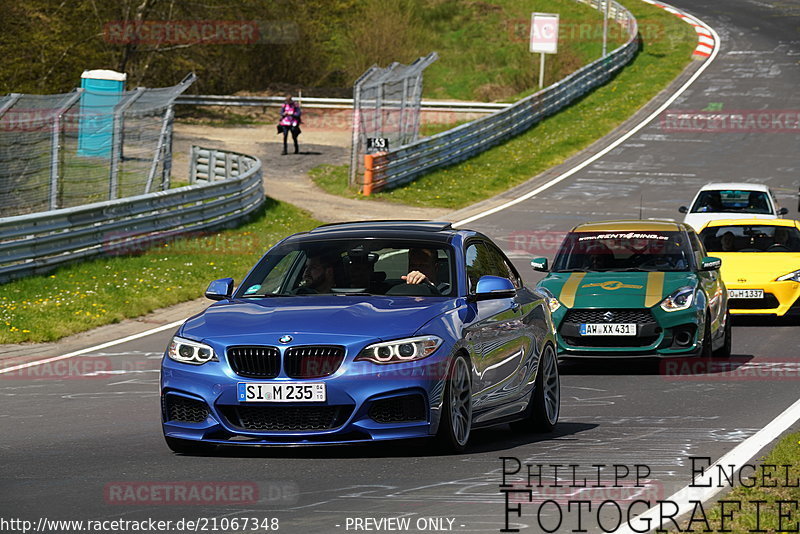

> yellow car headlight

[{"left": 776, "top": 270, "right": 800, "bottom": 282}]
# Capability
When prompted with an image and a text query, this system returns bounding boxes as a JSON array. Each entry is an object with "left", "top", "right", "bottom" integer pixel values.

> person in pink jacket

[{"left": 277, "top": 95, "right": 302, "bottom": 155}]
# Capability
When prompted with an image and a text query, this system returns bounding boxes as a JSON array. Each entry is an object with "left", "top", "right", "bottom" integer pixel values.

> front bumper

[
  {"left": 726, "top": 281, "right": 800, "bottom": 317},
  {"left": 552, "top": 306, "right": 703, "bottom": 358},
  {"left": 161, "top": 352, "right": 450, "bottom": 446}
]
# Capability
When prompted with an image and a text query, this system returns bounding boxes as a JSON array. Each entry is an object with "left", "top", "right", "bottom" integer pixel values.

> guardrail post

[
  {"left": 50, "top": 91, "right": 82, "bottom": 210},
  {"left": 208, "top": 150, "right": 218, "bottom": 181},
  {"left": 363, "top": 154, "right": 375, "bottom": 196}
]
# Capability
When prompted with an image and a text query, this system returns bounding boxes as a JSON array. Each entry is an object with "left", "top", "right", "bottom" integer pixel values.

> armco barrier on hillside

[
  {"left": 362, "top": 0, "right": 639, "bottom": 194},
  {"left": 0, "top": 147, "right": 263, "bottom": 284}
]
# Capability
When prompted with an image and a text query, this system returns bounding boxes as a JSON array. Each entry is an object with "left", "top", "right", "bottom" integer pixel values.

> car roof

[
  {"left": 697, "top": 182, "right": 771, "bottom": 192},
  {"left": 291, "top": 220, "right": 460, "bottom": 244},
  {"left": 702, "top": 218, "right": 799, "bottom": 228},
  {"left": 570, "top": 219, "right": 687, "bottom": 232}
]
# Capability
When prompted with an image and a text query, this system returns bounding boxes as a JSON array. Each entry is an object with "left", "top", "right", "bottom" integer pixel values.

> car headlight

[
  {"left": 167, "top": 336, "right": 217, "bottom": 365},
  {"left": 355, "top": 336, "right": 442, "bottom": 365},
  {"left": 659, "top": 286, "right": 695, "bottom": 312},
  {"left": 776, "top": 270, "right": 800, "bottom": 282},
  {"left": 538, "top": 287, "right": 562, "bottom": 313}
]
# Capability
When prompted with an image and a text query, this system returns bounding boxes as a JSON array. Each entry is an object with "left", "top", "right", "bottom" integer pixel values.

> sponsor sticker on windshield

[{"left": 577, "top": 233, "right": 669, "bottom": 241}]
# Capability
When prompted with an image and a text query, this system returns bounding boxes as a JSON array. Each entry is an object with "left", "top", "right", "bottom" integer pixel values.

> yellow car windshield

[{"left": 700, "top": 225, "right": 800, "bottom": 252}]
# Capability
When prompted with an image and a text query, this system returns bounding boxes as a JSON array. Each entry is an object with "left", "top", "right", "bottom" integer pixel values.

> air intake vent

[
  {"left": 227, "top": 346, "right": 280, "bottom": 378},
  {"left": 285, "top": 345, "right": 345, "bottom": 378}
]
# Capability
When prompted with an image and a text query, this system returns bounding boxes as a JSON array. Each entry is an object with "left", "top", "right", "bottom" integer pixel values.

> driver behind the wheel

[
  {"left": 403, "top": 247, "right": 437, "bottom": 285},
  {"left": 773, "top": 227, "right": 790, "bottom": 249},
  {"left": 299, "top": 252, "right": 338, "bottom": 293}
]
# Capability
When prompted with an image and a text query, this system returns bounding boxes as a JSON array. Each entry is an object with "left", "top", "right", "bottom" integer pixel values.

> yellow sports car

[{"left": 699, "top": 219, "right": 800, "bottom": 316}]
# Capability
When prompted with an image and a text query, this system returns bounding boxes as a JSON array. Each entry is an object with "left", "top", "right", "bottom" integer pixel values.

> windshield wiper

[{"left": 241, "top": 293, "right": 293, "bottom": 298}]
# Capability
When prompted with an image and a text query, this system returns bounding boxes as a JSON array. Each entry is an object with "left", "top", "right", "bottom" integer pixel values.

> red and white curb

[{"left": 641, "top": 0, "right": 717, "bottom": 59}]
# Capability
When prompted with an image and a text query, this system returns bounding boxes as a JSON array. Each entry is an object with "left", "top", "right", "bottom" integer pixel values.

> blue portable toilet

[{"left": 78, "top": 69, "right": 126, "bottom": 158}]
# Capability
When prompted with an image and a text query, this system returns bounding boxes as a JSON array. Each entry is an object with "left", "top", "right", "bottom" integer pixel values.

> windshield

[
  {"left": 236, "top": 239, "right": 455, "bottom": 297},
  {"left": 551, "top": 231, "right": 692, "bottom": 272},
  {"left": 690, "top": 189, "right": 772, "bottom": 214},
  {"left": 700, "top": 225, "right": 800, "bottom": 252}
]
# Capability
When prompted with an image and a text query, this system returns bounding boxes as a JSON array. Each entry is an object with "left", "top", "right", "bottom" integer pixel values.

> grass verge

[
  {"left": 311, "top": 0, "right": 696, "bottom": 208},
  {"left": 673, "top": 431, "right": 800, "bottom": 532},
  {"left": 0, "top": 198, "right": 320, "bottom": 344}
]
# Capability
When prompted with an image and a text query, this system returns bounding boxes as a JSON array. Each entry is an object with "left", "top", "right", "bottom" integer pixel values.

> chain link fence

[
  {"left": 348, "top": 52, "right": 438, "bottom": 187},
  {"left": 362, "top": 0, "right": 639, "bottom": 194},
  {"left": 0, "top": 73, "right": 195, "bottom": 217}
]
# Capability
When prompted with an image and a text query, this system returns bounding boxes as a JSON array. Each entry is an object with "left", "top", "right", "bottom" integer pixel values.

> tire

[
  {"left": 164, "top": 436, "right": 216, "bottom": 455},
  {"left": 435, "top": 354, "right": 472, "bottom": 453},
  {"left": 511, "top": 345, "right": 560, "bottom": 433},
  {"left": 713, "top": 310, "right": 732, "bottom": 358},
  {"left": 700, "top": 313, "right": 713, "bottom": 358}
]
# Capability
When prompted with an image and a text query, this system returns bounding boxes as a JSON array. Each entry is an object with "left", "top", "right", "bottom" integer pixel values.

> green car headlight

[
  {"left": 538, "top": 287, "right": 562, "bottom": 313},
  {"left": 167, "top": 336, "right": 217, "bottom": 365},
  {"left": 660, "top": 286, "right": 695, "bottom": 312}
]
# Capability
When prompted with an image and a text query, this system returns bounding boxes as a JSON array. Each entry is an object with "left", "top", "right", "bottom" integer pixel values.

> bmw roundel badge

[{"left": 279, "top": 335, "right": 293, "bottom": 344}]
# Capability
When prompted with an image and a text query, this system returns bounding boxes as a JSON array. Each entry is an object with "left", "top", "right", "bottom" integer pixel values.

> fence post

[
  {"left": 49, "top": 91, "right": 82, "bottom": 210},
  {"left": 189, "top": 146, "right": 199, "bottom": 184},
  {"left": 145, "top": 104, "right": 174, "bottom": 193},
  {"left": 0, "top": 93, "right": 22, "bottom": 119},
  {"left": 109, "top": 87, "right": 144, "bottom": 200},
  {"left": 161, "top": 104, "right": 175, "bottom": 190}
]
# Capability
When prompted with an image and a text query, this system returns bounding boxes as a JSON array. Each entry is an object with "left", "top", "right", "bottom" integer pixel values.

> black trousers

[{"left": 280, "top": 125, "right": 300, "bottom": 153}]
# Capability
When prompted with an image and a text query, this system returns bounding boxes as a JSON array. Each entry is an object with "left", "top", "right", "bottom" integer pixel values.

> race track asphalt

[{"left": 2, "top": 1, "right": 799, "bottom": 532}]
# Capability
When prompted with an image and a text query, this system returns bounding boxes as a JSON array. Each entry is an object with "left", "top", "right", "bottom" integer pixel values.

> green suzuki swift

[{"left": 533, "top": 220, "right": 731, "bottom": 358}]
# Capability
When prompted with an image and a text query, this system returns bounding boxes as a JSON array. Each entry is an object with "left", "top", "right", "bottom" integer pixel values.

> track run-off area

[{"left": 2, "top": 1, "right": 799, "bottom": 533}]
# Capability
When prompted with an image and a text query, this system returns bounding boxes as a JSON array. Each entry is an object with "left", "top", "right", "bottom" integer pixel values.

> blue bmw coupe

[{"left": 161, "top": 221, "right": 559, "bottom": 453}]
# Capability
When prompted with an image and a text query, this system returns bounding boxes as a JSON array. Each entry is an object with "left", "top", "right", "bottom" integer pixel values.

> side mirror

[
  {"left": 530, "top": 257, "right": 549, "bottom": 272},
  {"left": 778, "top": 207, "right": 789, "bottom": 216},
  {"left": 679, "top": 206, "right": 688, "bottom": 214},
  {"left": 205, "top": 278, "right": 234, "bottom": 300},
  {"left": 700, "top": 257, "right": 721, "bottom": 271},
  {"left": 470, "top": 275, "right": 516, "bottom": 301}
]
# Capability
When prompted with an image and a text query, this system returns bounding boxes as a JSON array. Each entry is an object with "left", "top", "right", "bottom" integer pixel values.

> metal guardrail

[
  {"left": 0, "top": 147, "right": 264, "bottom": 284},
  {"left": 175, "top": 94, "right": 509, "bottom": 114},
  {"left": 189, "top": 146, "right": 253, "bottom": 184},
  {"left": 364, "top": 0, "right": 639, "bottom": 193}
]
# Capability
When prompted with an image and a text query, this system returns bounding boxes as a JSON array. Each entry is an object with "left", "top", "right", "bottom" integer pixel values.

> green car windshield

[{"left": 551, "top": 231, "right": 692, "bottom": 272}]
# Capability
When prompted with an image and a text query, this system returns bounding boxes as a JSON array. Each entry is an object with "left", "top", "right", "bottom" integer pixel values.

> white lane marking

[
  {"left": 0, "top": 320, "right": 184, "bottom": 375},
  {"left": 615, "top": 396, "right": 800, "bottom": 534},
  {"left": 453, "top": 6, "right": 721, "bottom": 228}
]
